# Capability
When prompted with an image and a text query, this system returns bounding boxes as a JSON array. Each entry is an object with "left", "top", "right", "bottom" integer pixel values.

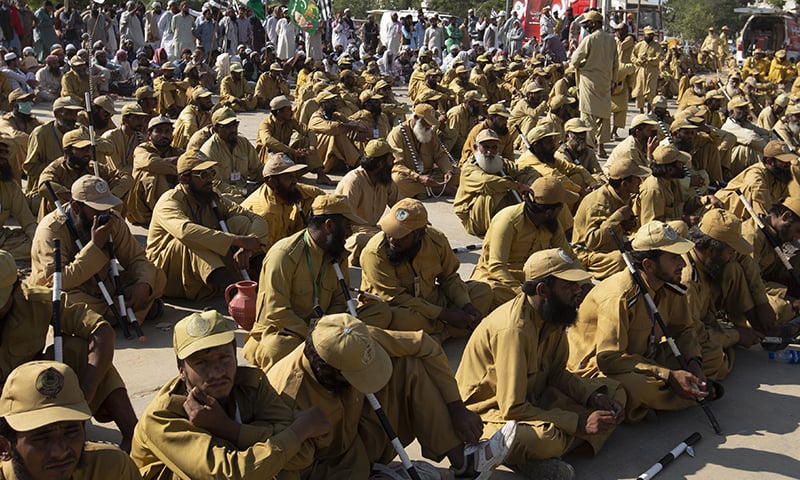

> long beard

[
  {"left": 706, "top": 258, "right": 727, "bottom": 280},
  {"left": 274, "top": 183, "right": 303, "bottom": 204},
  {"left": 542, "top": 294, "right": 578, "bottom": 327},
  {"left": 474, "top": 150, "right": 504, "bottom": 174},
  {"left": 412, "top": 122, "right": 434, "bottom": 144},
  {"left": 0, "top": 163, "right": 13, "bottom": 181},
  {"left": 492, "top": 124, "right": 509, "bottom": 136},
  {"left": 769, "top": 165, "right": 793, "bottom": 183},
  {"left": 376, "top": 164, "right": 393, "bottom": 185},
  {"left": 386, "top": 239, "right": 421, "bottom": 265}
]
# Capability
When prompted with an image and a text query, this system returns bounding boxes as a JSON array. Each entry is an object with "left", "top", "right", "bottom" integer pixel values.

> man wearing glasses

[{"left": 146, "top": 150, "right": 268, "bottom": 301}]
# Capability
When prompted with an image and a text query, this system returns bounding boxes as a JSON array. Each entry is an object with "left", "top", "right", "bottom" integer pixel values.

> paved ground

[{"left": 23, "top": 86, "right": 800, "bottom": 479}]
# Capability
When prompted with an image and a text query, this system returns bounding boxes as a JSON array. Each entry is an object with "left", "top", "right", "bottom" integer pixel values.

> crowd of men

[{"left": 0, "top": 1, "right": 800, "bottom": 479}]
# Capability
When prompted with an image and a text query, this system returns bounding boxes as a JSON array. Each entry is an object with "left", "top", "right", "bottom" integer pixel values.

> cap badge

[
  {"left": 664, "top": 225, "right": 678, "bottom": 240},
  {"left": 35, "top": 368, "right": 64, "bottom": 399},
  {"left": 94, "top": 180, "right": 109, "bottom": 194},
  {"left": 186, "top": 314, "right": 213, "bottom": 338},
  {"left": 557, "top": 248, "right": 572, "bottom": 263},
  {"left": 395, "top": 209, "right": 409, "bottom": 221}
]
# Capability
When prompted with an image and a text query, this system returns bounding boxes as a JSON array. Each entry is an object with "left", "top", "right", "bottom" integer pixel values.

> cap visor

[
  {"left": 193, "top": 160, "right": 220, "bottom": 171},
  {"left": 217, "top": 118, "right": 238, "bottom": 125},
  {"left": 660, "top": 238, "right": 695, "bottom": 255},
  {"left": 84, "top": 194, "right": 123, "bottom": 211},
  {"left": 267, "top": 164, "right": 307, "bottom": 176},
  {"left": 70, "top": 140, "right": 92, "bottom": 149},
  {"left": 341, "top": 343, "right": 393, "bottom": 394},
  {"left": 553, "top": 268, "right": 593, "bottom": 282},
  {"left": 731, "top": 237, "right": 754, "bottom": 255},
  {"left": 774, "top": 153, "right": 798, "bottom": 163},
  {"left": 633, "top": 165, "right": 653, "bottom": 177},
  {"left": 567, "top": 126, "right": 592, "bottom": 133},
  {"left": 6, "top": 403, "right": 91, "bottom": 432},
  {"left": 177, "top": 330, "right": 236, "bottom": 360}
]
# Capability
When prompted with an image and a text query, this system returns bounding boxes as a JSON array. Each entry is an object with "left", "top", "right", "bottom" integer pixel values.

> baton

[
  {"left": 609, "top": 228, "right": 722, "bottom": 435},
  {"left": 85, "top": 17, "right": 99, "bottom": 178},
  {"left": 499, "top": 169, "right": 524, "bottom": 203},
  {"left": 453, "top": 243, "right": 482, "bottom": 253},
  {"left": 330, "top": 261, "right": 423, "bottom": 480},
  {"left": 736, "top": 189, "right": 800, "bottom": 287},
  {"left": 399, "top": 123, "right": 433, "bottom": 198},
  {"left": 52, "top": 239, "right": 63, "bottom": 363},
  {"left": 514, "top": 124, "right": 535, "bottom": 154},
  {"left": 210, "top": 199, "right": 251, "bottom": 281},
  {"left": 44, "top": 181, "right": 132, "bottom": 339},
  {"left": 107, "top": 239, "right": 146, "bottom": 342},
  {"left": 637, "top": 432, "right": 701, "bottom": 479}
]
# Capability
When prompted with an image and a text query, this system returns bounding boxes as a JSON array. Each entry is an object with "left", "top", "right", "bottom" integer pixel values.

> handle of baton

[
  {"left": 515, "top": 124, "right": 535, "bottom": 154},
  {"left": 107, "top": 240, "right": 146, "bottom": 342},
  {"left": 210, "top": 200, "right": 252, "bottom": 281},
  {"left": 52, "top": 239, "right": 63, "bottom": 363}
]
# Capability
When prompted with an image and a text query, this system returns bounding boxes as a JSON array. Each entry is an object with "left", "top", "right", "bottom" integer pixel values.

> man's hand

[
  {"left": 183, "top": 387, "right": 239, "bottom": 441},
  {"left": 462, "top": 303, "right": 483, "bottom": 326},
  {"left": 232, "top": 235, "right": 261, "bottom": 252},
  {"left": 735, "top": 326, "right": 764, "bottom": 348},
  {"left": 704, "top": 195, "right": 723, "bottom": 209},
  {"left": 124, "top": 282, "right": 151, "bottom": 312},
  {"left": 438, "top": 307, "right": 479, "bottom": 330},
  {"left": 90, "top": 214, "right": 113, "bottom": 247},
  {"left": 516, "top": 182, "right": 531, "bottom": 194},
  {"left": 443, "top": 172, "right": 453, "bottom": 185},
  {"left": 646, "top": 135, "right": 659, "bottom": 158},
  {"left": 615, "top": 205, "right": 634, "bottom": 221},
  {"left": 233, "top": 247, "right": 253, "bottom": 271},
  {"left": 588, "top": 392, "right": 625, "bottom": 425},
  {"left": 447, "top": 401, "right": 483, "bottom": 444},
  {"left": 667, "top": 369, "right": 708, "bottom": 400},
  {"left": 418, "top": 174, "right": 434, "bottom": 186},
  {"left": 689, "top": 175, "right": 705, "bottom": 188},
  {"left": 289, "top": 407, "right": 330, "bottom": 442},
  {"left": 577, "top": 410, "right": 619, "bottom": 435}
]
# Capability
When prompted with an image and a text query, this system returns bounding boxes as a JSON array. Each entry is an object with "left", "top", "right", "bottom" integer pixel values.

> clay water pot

[{"left": 224, "top": 280, "right": 258, "bottom": 330}]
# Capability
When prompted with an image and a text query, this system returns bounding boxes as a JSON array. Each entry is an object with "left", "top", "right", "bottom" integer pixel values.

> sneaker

[
  {"left": 510, "top": 458, "right": 576, "bottom": 480},
  {"left": 453, "top": 420, "right": 517, "bottom": 480}
]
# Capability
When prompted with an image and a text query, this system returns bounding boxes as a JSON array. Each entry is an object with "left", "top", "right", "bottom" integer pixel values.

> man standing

[
  {"left": 570, "top": 10, "right": 617, "bottom": 158},
  {"left": 131, "top": 310, "right": 329, "bottom": 478},
  {"left": 631, "top": 26, "right": 663, "bottom": 113},
  {"left": 170, "top": 2, "right": 195, "bottom": 59},
  {"left": 146, "top": 151, "right": 268, "bottom": 300},
  {"left": 459, "top": 249, "right": 625, "bottom": 478},
  {"left": 0, "top": 361, "right": 141, "bottom": 478}
]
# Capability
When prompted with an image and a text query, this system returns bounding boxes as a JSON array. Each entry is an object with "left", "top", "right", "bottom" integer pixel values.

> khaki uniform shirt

[
  {"left": 219, "top": 75, "right": 257, "bottom": 111},
  {"left": 0, "top": 112, "right": 40, "bottom": 180},
  {"left": 102, "top": 127, "right": 143, "bottom": 174},
  {"left": 241, "top": 183, "right": 323, "bottom": 250},
  {"left": 568, "top": 270, "right": 702, "bottom": 379},
  {"left": 334, "top": 166, "right": 399, "bottom": 227},
  {"left": 457, "top": 293, "right": 599, "bottom": 432},
  {"left": 471, "top": 203, "right": 572, "bottom": 292},
  {"left": 172, "top": 104, "right": 212, "bottom": 150},
  {"left": 127, "top": 142, "right": 183, "bottom": 225},
  {"left": 0, "top": 179, "right": 36, "bottom": 238},
  {"left": 555, "top": 143, "right": 603, "bottom": 176},
  {"left": 636, "top": 175, "right": 703, "bottom": 225},
  {"left": 61, "top": 69, "right": 98, "bottom": 104},
  {"left": 453, "top": 158, "right": 520, "bottom": 219},
  {"left": 509, "top": 98, "right": 546, "bottom": 139},
  {"left": 715, "top": 162, "right": 789, "bottom": 219},
  {"left": 387, "top": 121, "right": 452, "bottom": 180},
  {"left": 460, "top": 120, "right": 514, "bottom": 165},
  {"left": 256, "top": 113, "right": 311, "bottom": 159},
  {"left": 200, "top": 134, "right": 263, "bottom": 201},
  {"left": 131, "top": 367, "right": 303, "bottom": 480},
  {"left": 360, "top": 227, "right": 470, "bottom": 320},
  {"left": 572, "top": 184, "right": 633, "bottom": 252},
  {"left": 254, "top": 73, "right": 291, "bottom": 105},
  {"left": 742, "top": 215, "right": 790, "bottom": 285},
  {"left": 186, "top": 125, "right": 214, "bottom": 153},
  {"left": 153, "top": 76, "right": 189, "bottom": 113},
  {"left": 23, "top": 120, "right": 66, "bottom": 194},
  {"left": 349, "top": 109, "right": 390, "bottom": 145},
  {"left": 741, "top": 56, "right": 770, "bottom": 81},
  {"left": 570, "top": 29, "right": 618, "bottom": 118},
  {"left": 516, "top": 150, "right": 586, "bottom": 195},
  {"left": 446, "top": 103, "right": 480, "bottom": 153},
  {"left": 250, "top": 230, "right": 348, "bottom": 344},
  {"left": 0, "top": 442, "right": 141, "bottom": 479},
  {"left": 606, "top": 136, "right": 647, "bottom": 170}
]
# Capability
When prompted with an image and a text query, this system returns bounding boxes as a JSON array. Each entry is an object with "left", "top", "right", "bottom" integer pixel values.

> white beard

[
  {"left": 474, "top": 150, "right": 504, "bottom": 174},
  {"left": 412, "top": 122, "right": 435, "bottom": 144}
]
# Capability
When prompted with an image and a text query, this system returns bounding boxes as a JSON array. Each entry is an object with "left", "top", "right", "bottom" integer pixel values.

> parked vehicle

[{"left": 734, "top": 7, "right": 800, "bottom": 65}]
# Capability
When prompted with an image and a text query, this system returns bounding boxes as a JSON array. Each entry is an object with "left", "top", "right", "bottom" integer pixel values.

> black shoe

[{"left": 146, "top": 298, "right": 164, "bottom": 321}]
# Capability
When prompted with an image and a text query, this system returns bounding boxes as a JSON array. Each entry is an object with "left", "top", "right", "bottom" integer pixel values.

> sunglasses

[{"left": 191, "top": 169, "right": 216, "bottom": 180}]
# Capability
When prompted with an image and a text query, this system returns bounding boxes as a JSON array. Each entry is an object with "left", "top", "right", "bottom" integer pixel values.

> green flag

[
  {"left": 247, "top": 0, "right": 266, "bottom": 20},
  {"left": 289, "top": 0, "right": 320, "bottom": 35}
]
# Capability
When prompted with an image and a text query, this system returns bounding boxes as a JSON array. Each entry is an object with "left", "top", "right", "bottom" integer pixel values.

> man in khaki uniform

[
  {"left": 683, "top": 210, "right": 768, "bottom": 381},
  {"left": 219, "top": 63, "right": 257, "bottom": 112},
  {"left": 449, "top": 65, "right": 483, "bottom": 105},
  {"left": 23, "top": 96, "right": 82, "bottom": 204},
  {"left": 269, "top": 313, "right": 516, "bottom": 480},
  {"left": 257, "top": 95, "right": 328, "bottom": 185},
  {"left": 171, "top": 87, "right": 213, "bottom": 150},
  {"left": 241, "top": 154, "right": 324, "bottom": 251},
  {"left": 631, "top": 26, "right": 663, "bottom": 112},
  {"left": 77, "top": 95, "right": 117, "bottom": 136},
  {"left": 350, "top": 90, "right": 391, "bottom": 154},
  {"left": 470, "top": 178, "right": 574, "bottom": 309},
  {"left": 721, "top": 95, "right": 770, "bottom": 177},
  {"left": 677, "top": 77, "right": 707, "bottom": 111},
  {"left": 360, "top": 198, "right": 492, "bottom": 338},
  {"left": 243, "top": 194, "right": 390, "bottom": 371},
  {"left": 446, "top": 90, "right": 484, "bottom": 160},
  {"left": 606, "top": 113, "right": 658, "bottom": 171},
  {"left": 715, "top": 140, "right": 795, "bottom": 220},
  {"left": 756, "top": 93, "right": 789, "bottom": 131},
  {"left": 0, "top": 89, "right": 41, "bottom": 180},
  {"left": 556, "top": 118, "right": 604, "bottom": 182},
  {"left": 31, "top": 175, "right": 166, "bottom": 324},
  {"left": 335, "top": 139, "right": 400, "bottom": 266},
  {"left": 254, "top": 63, "right": 291, "bottom": 109},
  {"left": 0, "top": 361, "right": 142, "bottom": 479},
  {"left": 0, "top": 250, "right": 137, "bottom": 450},
  {"left": 460, "top": 103, "right": 514, "bottom": 165},
  {"left": 131, "top": 310, "right": 329, "bottom": 479},
  {"left": 771, "top": 104, "right": 800, "bottom": 149},
  {"left": 509, "top": 84, "right": 547, "bottom": 142},
  {"left": 454, "top": 129, "right": 528, "bottom": 237},
  {"left": 459, "top": 249, "right": 625, "bottom": 478},
  {"left": 127, "top": 116, "right": 184, "bottom": 226},
  {"left": 61, "top": 56, "right": 98, "bottom": 104},
  {"left": 568, "top": 221, "right": 713, "bottom": 422},
  {"left": 135, "top": 85, "right": 159, "bottom": 117},
  {"left": 0, "top": 138, "right": 36, "bottom": 260},
  {"left": 153, "top": 63, "right": 189, "bottom": 118},
  {"left": 570, "top": 10, "right": 617, "bottom": 157},
  {"left": 309, "top": 91, "right": 367, "bottom": 174},
  {"left": 199, "top": 107, "right": 262, "bottom": 204},
  {"left": 388, "top": 103, "right": 455, "bottom": 199},
  {"left": 572, "top": 157, "right": 650, "bottom": 280},
  {"left": 146, "top": 151, "right": 269, "bottom": 301},
  {"left": 101, "top": 103, "right": 148, "bottom": 175},
  {"left": 37, "top": 130, "right": 133, "bottom": 220}
]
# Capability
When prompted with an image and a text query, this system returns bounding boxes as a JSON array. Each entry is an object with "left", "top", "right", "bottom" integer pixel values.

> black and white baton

[{"left": 637, "top": 432, "right": 701, "bottom": 479}]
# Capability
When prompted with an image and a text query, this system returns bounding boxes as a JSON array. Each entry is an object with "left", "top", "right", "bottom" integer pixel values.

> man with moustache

[
  {"left": 0, "top": 361, "right": 141, "bottom": 479},
  {"left": 171, "top": 87, "right": 214, "bottom": 150},
  {"left": 568, "top": 221, "right": 713, "bottom": 423},
  {"left": 309, "top": 91, "right": 368, "bottom": 175},
  {"left": 241, "top": 153, "right": 324, "bottom": 251},
  {"left": 127, "top": 116, "right": 185, "bottom": 226},
  {"left": 101, "top": 104, "right": 150, "bottom": 176},
  {"left": 335, "top": 139, "right": 400, "bottom": 266},
  {"left": 23, "top": 97, "right": 82, "bottom": 205},
  {"left": 61, "top": 56, "right": 99, "bottom": 105},
  {"left": 461, "top": 103, "right": 514, "bottom": 167},
  {"left": 716, "top": 140, "right": 796, "bottom": 219},
  {"left": 721, "top": 95, "right": 770, "bottom": 177},
  {"left": 388, "top": 104, "right": 455, "bottom": 199},
  {"left": 350, "top": 90, "right": 391, "bottom": 153},
  {"left": 257, "top": 95, "right": 328, "bottom": 185},
  {"left": 242, "top": 194, "right": 389, "bottom": 372},
  {"left": 454, "top": 129, "right": 529, "bottom": 238},
  {"left": 146, "top": 151, "right": 269, "bottom": 301},
  {"left": 458, "top": 249, "right": 625, "bottom": 478},
  {"left": 668, "top": 117, "right": 718, "bottom": 194},
  {"left": 254, "top": 63, "right": 291, "bottom": 109},
  {"left": 359, "top": 199, "right": 492, "bottom": 339},
  {"left": 448, "top": 65, "right": 484, "bottom": 105},
  {"left": 36, "top": 130, "right": 133, "bottom": 220},
  {"left": 77, "top": 96, "right": 117, "bottom": 136},
  {"left": 471, "top": 178, "right": 575, "bottom": 310},
  {"left": 153, "top": 62, "right": 189, "bottom": 118},
  {"left": 555, "top": 118, "right": 604, "bottom": 183},
  {"left": 34, "top": 54, "right": 62, "bottom": 102},
  {"left": 771, "top": 103, "right": 800, "bottom": 149},
  {"left": 606, "top": 113, "right": 659, "bottom": 171},
  {"left": 131, "top": 310, "right": 330, "bottom": 478},
  {"left": 30, "top": 175, "right": 166, "bottom": 325},
  {"left": 509, "top": 84, "right": 548, "bottom": 141},
  {"left": 447, "top": 90, "right": 484, "bottom": 160},
  {"left": 219, "top": 63, "right": 257, "bottom": 112},
  {"left": 0, "top": 139, "right": 37, "bottom": 260}
]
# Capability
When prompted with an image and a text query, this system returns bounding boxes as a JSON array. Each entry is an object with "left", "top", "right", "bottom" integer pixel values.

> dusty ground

[{"left": 23, "top": 87, "right": 800, "bottom": 480}]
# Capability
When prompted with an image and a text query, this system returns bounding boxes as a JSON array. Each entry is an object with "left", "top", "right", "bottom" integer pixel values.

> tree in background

[{"left": 664, "top": 0, "right": 748, "bottom": 43}]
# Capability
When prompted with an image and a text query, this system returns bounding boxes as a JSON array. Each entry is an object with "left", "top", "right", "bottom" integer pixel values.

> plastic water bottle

[{"left": 768, "top": 347, "right": 800, "bottom": 364}]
